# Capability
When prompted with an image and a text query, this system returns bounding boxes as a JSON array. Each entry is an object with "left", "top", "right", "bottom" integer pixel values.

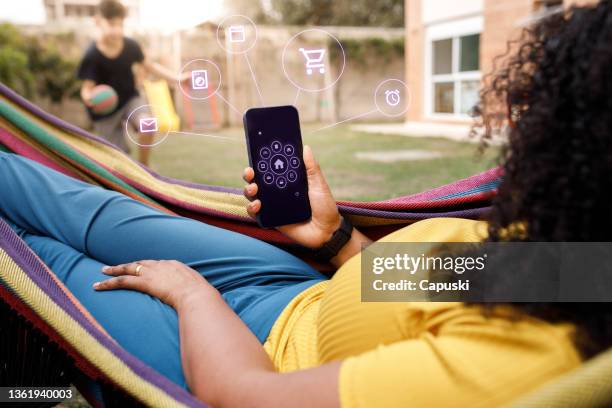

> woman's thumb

[{"left": 302, "top": 145, "right": 327, "bottom": 191}]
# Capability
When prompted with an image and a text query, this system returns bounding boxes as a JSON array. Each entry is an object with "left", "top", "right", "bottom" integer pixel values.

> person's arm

[
  {"left": 77, "top": 46, "right": 99, "bottom": 107},
  {"left": 177, "top": 285, "right": 340, "bottom": 408},
  {"left": 93, "top": 261, "right": 340, "bottom": 408},
  {"left": 243, "top": 145, "right": 372, "bottom": 269},
  {"left": 131, "top": 39, "right": 187, "bottom": 84},
  {"left": 139, "top": 59, "right": 190, "bottom": 83},
  {"left": 80, "top": 79, "right": 96, "bottom": 107},
  {"left": 329, "top": 225, "right": 371, "bottom": 269}
]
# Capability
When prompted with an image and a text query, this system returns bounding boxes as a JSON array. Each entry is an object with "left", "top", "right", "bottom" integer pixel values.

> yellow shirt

[{"left": 263, "top": 218, "right": 582, "bottom": 407}]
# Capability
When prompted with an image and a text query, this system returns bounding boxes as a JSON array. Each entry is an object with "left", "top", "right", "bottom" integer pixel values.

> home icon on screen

[{"left": 274, "top": 158, "right": 284, "bottom": 170}]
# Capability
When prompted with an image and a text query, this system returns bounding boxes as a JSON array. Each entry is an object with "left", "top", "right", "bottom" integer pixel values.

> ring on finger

[{"left": 135, "top": 264, "right": 143, "bottom": 275}]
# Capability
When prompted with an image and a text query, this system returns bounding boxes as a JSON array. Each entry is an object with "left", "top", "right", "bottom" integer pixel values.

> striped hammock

[{"left": 7, "top": 81, "right": 581, "bottom": 408}]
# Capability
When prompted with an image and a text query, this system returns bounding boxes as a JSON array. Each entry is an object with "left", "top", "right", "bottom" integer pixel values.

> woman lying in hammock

[{"left": 2, "top": 2, "right": 612, "bottom": 407}]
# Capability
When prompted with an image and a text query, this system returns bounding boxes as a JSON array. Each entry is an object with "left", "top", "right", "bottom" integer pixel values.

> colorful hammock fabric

[
  {"left": 0, "top": 83, "right": 501, "bottom": 246},
  {"left": 0, "top": 216, "right": 206, "bottom": 407},
  {"left": 0, "top": 81, "right": 500, "bottom": 407},
  {"left": 2, "top": 83, "right": 612, "bottom": 408}
]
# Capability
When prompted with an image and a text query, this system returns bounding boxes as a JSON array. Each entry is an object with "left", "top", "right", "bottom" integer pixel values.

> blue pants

[{"left": 0, "top": 151, "right": 326, "bottom": 389}]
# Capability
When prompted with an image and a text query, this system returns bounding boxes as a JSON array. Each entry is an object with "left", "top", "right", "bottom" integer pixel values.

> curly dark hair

[{"left": 472, "top": 0, "right": 612, "bottom": 359}]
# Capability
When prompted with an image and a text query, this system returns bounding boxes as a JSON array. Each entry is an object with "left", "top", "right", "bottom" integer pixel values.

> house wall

[
  {"left": 422, "top": 0, "right": 483, "bottom": 24},
  {"left": 564, "top": 0, "right": 599, "bottom": 5},
  {"left": 405, "top": 0, "right": 423, "bottom": 121},
  {"left": 481, "top": 0, "right": 534, "bottom": 79},
  {"left": 406, "top": 0, "right": 489, "bottom": 124},
  {"left": 173, "top": 25, "right": 406, "bottom": 126},
  {"left": 405, "top": 0, "right": 599, "bottom": 125}
]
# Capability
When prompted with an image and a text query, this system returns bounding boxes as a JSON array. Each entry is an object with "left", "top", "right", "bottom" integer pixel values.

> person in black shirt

[{"left": 77, "top": 0, "right": 186, "bottom": 165}]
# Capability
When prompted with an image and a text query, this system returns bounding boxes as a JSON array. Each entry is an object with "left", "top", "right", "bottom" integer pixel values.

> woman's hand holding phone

[{"left": 243, "top": 145, "right": 341, "bottom": 249}]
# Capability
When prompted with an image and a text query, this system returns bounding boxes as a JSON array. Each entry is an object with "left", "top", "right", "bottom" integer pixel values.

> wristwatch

[{"left": 313, "top": 216, "right": 353, "bottom": 263}]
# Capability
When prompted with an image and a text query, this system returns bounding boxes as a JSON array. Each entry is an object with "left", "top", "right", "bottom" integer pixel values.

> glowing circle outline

[
  {"left": 125, "top": 104, "right": 170, "bottom": 148},
  {"left": 216, "top": 14, "right": 258, "bottom": 55},
  {"left": 373, "top": 78, "right": 411, "bottom": 118},
  {"left": 281, "top": 28, "right": 346, "bottom": 93},
  {"left": 177, "top": 59, "right": 222, "bottom": 101}
]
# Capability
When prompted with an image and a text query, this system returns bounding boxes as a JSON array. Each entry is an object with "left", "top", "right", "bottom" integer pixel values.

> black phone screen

[{"left": 243, "top": 106, "right": 312, "bottom": 228}]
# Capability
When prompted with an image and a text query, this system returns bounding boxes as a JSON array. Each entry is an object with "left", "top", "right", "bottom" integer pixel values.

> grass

[{"left": 142, "top": 125, "right": 499, "bottom": 201}]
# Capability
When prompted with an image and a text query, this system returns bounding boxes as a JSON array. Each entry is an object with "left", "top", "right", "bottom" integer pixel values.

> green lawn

[{"left": 142, "top": 125, "right": 499, "bottom": 202}]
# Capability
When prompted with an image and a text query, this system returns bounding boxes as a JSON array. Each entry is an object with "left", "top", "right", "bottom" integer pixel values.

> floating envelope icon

[{"left": 139, "top": 117, "right": 158, "bottom": 133}]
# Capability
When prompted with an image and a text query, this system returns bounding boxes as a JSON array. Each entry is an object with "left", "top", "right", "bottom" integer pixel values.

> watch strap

[{"left": 313, "top": 216, "right": 353, "bottom": 263}]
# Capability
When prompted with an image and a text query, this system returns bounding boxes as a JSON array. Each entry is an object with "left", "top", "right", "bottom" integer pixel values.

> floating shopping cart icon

[{"left": 298, "top": 48, "right": 326, "bottom": 75}]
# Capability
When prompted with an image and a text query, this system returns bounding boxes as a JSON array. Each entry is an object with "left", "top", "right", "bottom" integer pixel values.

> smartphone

[{"left": 243, "top": 106, "right": 311, "bottom": 228}]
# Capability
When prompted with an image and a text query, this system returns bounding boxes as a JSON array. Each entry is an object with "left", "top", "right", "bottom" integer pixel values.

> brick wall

[
  {"left": 564, "top": 0, "right": 599, "bottom": 6},
  {"left": 404, "top": 0, "right": 423, "bottom": 122},
  {"left": 404, "top": 0, "right": 537, "bottom": 123},
  {"left": 404, "top": 0, "right": 604, "bottom": 124},
  {"left": 481, "top": 0, "right": 535, "bottom": 78}
]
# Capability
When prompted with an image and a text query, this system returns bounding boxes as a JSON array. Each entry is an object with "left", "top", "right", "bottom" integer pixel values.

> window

[
  {"left": 459, "top": 34, "right": 479, "bottom": 72},
  {"left": 460, "top": 80, "right": 480, "bottom": 114},
  {"left": 433, "top": 39, "right": 452, "bottom": 75},
  {"left": 434, "top": 82, "right": 453, "bottom": 113},
  {"left": 430, "top": 33, "right": 481, "bottom": 116}
]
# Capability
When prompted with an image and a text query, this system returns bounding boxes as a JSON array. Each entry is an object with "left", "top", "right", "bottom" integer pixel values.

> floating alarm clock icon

[{"left": 384, "top": 89, "right": 401, "bottom": 106}]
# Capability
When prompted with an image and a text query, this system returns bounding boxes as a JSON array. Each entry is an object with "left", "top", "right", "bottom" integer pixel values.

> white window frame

[{"left": 424, "top": 16, "right": 483, "bottom": 120}]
